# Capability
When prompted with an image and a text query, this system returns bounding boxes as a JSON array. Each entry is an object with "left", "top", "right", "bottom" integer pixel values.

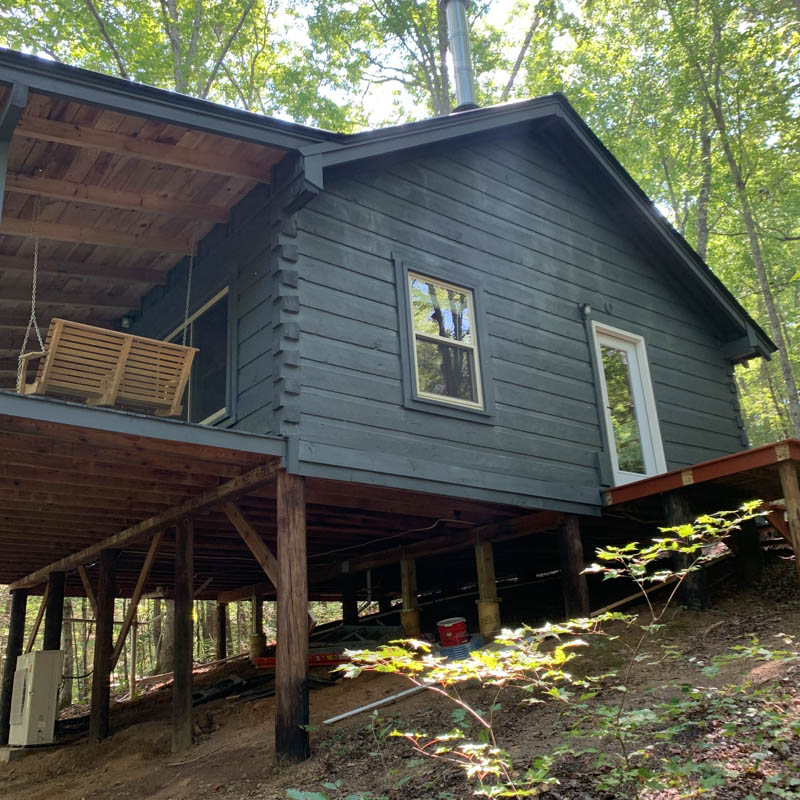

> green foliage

[{"left": 340, "top": 502, "right": 772, "bottom": 798}]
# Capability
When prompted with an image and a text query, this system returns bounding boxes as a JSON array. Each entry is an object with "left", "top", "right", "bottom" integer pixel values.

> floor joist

[{"left": 9, "top": 461, "right": 282, "bottom": 590}]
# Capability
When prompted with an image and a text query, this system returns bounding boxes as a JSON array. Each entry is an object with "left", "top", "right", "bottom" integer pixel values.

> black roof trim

[{"left": 0, "top": 48, "right": 336, "bottom": 150}]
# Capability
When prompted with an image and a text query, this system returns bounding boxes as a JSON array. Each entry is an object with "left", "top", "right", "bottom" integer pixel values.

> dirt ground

[{"left": 3, "top": 556, "right": 800, "bottom": 800}]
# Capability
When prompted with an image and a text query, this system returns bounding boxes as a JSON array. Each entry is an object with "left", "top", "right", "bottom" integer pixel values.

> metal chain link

[{"left": 17, "top": 196, "right": 47, "bottom": 388}]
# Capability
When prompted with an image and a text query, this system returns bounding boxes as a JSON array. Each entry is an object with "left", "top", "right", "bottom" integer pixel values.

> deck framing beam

[{"left": 10, "top": 461, "right": 282, "bottom": 590}]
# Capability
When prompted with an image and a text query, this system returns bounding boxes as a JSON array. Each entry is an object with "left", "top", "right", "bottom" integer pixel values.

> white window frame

[
  {"left": 591, "top": 321, "right": 666, "bottom": 485},
  {"left": 407, "top": 272, "right": 484, "bottom": 410},
  {"left": 166, "top": 287, "right": 229, "bottom": 426}
]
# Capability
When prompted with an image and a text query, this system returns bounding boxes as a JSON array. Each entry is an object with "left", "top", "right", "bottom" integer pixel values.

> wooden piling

[
  {"left": 663, "top": 491, "right": 707, "bottom": 609},
  {"left": 341, "top": 573, "right": 358, "bottom": 625},
  {"left": 275, "top": 471, "right": 310, "bottom": 762},
  {"left": 779, "top": 461, "right": 800, "bottom": 584},
  {"left": 558, "top": 515, "right": 591, "bottom": 618},
  {"left": 475, "top": 539, "right": 501, "bottom": 638},
  {"left": 43, "top": 571, "right": 65, "bottom": 651},
  {"left": 172, "top": 519, "right": 194, "bottom": 753},
  {"left": 0, "top": 588, "right": 28, "bottom": 745},
  {"left": 90, "top": 550, "right": 117, "bottom": 741},
  {"left": 400, "top": 558, "right": 421, "bottom": 636},
  {"left": 215, "top": 602, "right": 227, "bottom": 661}
]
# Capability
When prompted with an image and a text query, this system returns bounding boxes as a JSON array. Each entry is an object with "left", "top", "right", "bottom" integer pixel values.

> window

[
  {"left": 407, "top": 272, "right": 483, "bottom": 409},
  {"left": 167, "top": 288, "right": 229, "bottom": 424},
  {"left": 592, "top": 322, "right": 666, "bottom": 485}
]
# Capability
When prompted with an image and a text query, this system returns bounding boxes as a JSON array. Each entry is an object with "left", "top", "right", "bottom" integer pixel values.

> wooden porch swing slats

[{"left": 17, "top": 318, "right": 197, "bottom": 417}]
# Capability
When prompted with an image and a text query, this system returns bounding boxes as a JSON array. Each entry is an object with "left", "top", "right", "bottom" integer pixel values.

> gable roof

[
  {"left": 301, "top": 94, "right": 775, "bottom": 362},
  {"left": 0, "top": 48, "right": 774, "bottom": 361}
]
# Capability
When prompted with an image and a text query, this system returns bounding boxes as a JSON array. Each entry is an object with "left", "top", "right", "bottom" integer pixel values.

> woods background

[{"left": 0, "top": 0, "right": 798, "bottom": 692}]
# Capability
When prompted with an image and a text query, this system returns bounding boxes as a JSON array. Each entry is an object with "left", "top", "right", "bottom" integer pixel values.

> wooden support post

[
  {"left": 730, "top": 519, "right": 763, "bottom": 586},
  {"left": 558, "top": 515, "right": 591, "bottom": 618},
  {"left": 172, "top": 519, "right": 194, "bottom": 753},
  {"left": 111, "top": 530, "right": 163, "bottom": 669},
  {"left": 130, "top": 609, "right": 138, "bottom": 697},
  {"left": 342, "top": 573, "right": 358, "bottom": 625},
  {"left": 43, "top": 571, "right": 65, "bottom": 651},
  {"left": 275, "top": 471, "right": 310, "bottom": 763},
  {"left": 400, "top": 558, "right": 421, "bottom": 636},
  {"left": 250, "top": 590, "right": 267, "bottom": 658},
  {"left": 663, "top": 491, "right": 708, "bottom": 609},
  {"left": 779, "top": 461, "right": 800, "bottom": 584},
  {"left": 25, "top": 584, "right": 49, "bottom": 654},
  {"left": 78, "top": 565, "right": 97, "bottom": 615},
  {"left": 216, "top": 602, "right": 228, "bottom": 661},
  {"left": 378, "top": 595, "right": 393, "bottom": 615},
  {"left": 475, "top": 539, "right": 501, "bottom": 639},
  {"left": 90, "top": 549, "right": 117, "bottom": 741},
  {"left": 0, "top": 588, "right": 28, "bottom": 745}
]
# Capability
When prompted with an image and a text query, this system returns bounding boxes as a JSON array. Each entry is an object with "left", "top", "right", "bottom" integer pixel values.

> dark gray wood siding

[
  {"left": 131, "top": 185, "right": 276, "bottom": 434},
  {"left": 292, "top": 129, "right": 746, "bottom": 513}
]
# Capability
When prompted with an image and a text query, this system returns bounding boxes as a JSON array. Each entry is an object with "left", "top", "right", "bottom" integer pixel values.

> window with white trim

[
  {"left": 407, "top": 272, "right": 483, "bottom": 409},
  {"left": 592, "top": 322, "right": 666, "bottom": 485},
  {"left": 167, "top": 288, "right": 229, "bottom": 424}
]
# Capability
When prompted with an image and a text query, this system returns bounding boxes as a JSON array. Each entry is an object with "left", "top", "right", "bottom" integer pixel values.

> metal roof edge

[{"left": 0, "top": 47, "right": 337, "bottom": 150}]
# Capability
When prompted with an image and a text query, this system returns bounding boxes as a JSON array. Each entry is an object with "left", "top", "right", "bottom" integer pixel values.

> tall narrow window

[
  {"left": 167, "top": 288, "right": 229, "bottom": 424},
  {"left": 592, "top": 323, "right": 666, "bottom": 485},
  {"left": 408, "top": 272, "right": 483, "bottom": 409}
]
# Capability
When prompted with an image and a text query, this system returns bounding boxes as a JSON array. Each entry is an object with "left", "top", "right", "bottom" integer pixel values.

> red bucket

[{"left": 437, "top": 617, "right": 468, "bottom": 646}]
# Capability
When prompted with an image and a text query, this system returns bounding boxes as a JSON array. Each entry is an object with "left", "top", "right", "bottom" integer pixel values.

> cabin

[{"left": 1, "top": 44, "right": 798, "bottom": 764}]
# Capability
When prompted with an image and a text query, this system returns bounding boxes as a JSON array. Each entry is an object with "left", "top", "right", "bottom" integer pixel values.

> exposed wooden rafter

[
  {"left": 0, "top": 216, "right": 195, "bottom": 254},
  {"left": 6, "top": 173, "right": 230, "bottom": 223},
  {"left": 16, "top": 115, "right": 276, "bottom": 182},
  {"left": 9, "top": 461, "right": 282, "bottom": 590},
  {"left": 0, "top": 284, "right": 136, "bottom": 311},
  {"left": 0, "top": 254, "right": 168, "bottom": 286}
]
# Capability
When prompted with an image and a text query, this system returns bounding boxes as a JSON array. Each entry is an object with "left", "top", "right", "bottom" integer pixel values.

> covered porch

[{"left": 0, "top": 393, "right": 573, "bottom": 759}]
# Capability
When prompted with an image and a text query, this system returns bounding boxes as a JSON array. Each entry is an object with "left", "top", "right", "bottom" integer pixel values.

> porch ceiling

[
  {"left": 0, "top": 396, "right": 524, "bottom": 600},
  {"left": 0, "top": 82, "right": 290, "bottom": 390}
]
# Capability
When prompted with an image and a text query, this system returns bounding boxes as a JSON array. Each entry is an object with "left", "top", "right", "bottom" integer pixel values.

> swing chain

[
  {"left": 182, "top": 221, "right": 198, "bottom": 347},
  {"left": 17, "top": 196, "right": 46, "bottom": 389}
]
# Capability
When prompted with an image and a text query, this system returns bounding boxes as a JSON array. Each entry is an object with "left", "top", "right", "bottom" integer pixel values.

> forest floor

[{"left": 3, "top": 556, "right": 800, "bottom": 800}]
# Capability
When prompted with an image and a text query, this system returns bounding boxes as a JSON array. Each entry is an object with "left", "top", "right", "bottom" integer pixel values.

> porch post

[
  {"left": 172, "top": 519, "right": 194, "bottom": 752},
  {"left": 43, "top": 571, "right": 65, "bottom": 651},
  {"left": 0, "top": 588, "right": 28, "bottom": 745},
  {"left": 475, "top": 539, "right": 501, "bottom": 639},
  {"left": 400, "top": 558, "right": 421, "bottom": 636},
  {"left": 341, "top": 573, "right": 358, "bottom": 625},
  {"left": 275, "top": 470, "right": 310, "bottom": 762},
  {"left": 558, "top": 515, "right": 591, "bottom": 618},
  {"left": 778, "top": 461, "right": 800, "bottom": 584},
  {"left": 215, "top": 602, "right": 228, "bottom": 661},
  {"left": 663, "top": 491, "right": 708, "bottom": 609},
  {"left": 90, "top": 550, "right": 117, "bottom": 741}
]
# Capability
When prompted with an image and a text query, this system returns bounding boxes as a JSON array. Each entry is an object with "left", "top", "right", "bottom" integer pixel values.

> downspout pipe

[{"left": 440, "top": 0, "right": 479, "bottom": 111}]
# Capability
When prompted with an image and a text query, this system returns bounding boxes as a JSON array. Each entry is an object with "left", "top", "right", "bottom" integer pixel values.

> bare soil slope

[{"left": 3, "top": 558, "right": 800, "bottom": 800}]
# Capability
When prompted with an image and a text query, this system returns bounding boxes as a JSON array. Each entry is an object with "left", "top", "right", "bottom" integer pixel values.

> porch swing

[{"left": 16, "top": 200, "right": 198, "bottom": 418}]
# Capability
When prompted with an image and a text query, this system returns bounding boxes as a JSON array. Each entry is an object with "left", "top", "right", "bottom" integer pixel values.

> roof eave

[{"left": 0, "top": 47, "right": 336, "bottom": 151}]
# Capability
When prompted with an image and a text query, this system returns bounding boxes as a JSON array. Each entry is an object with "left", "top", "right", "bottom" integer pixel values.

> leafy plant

[{"left": 340, "top": 501, "right": 767, "bottom": 798}]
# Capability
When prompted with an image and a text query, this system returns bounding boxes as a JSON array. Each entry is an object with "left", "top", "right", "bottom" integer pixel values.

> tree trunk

[
  {"left": 696, "top": 107, "right": 712, "bottom": 260},
  {"left": 678, "top": 9, "right": 800, "bottom": 436},
  {"left": 156, "top": 600, "right": 175, "bottom": 674},
  {"left": 60, "top": 598, "right": 74, "bottom": 709}
]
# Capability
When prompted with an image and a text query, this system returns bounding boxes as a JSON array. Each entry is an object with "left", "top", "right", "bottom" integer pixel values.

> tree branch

[
  {"left": 201, "top": 0, "right": 258, "bottom": 98},
  {"left": 501, "top": 9, "right": 543, "bottom": 102},
  {"left": 82, "top": 0, "right": 129, "bottom": 78}
]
